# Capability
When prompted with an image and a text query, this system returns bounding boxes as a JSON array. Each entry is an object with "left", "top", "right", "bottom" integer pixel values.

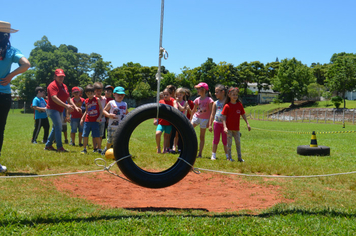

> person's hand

[
  {"left": 109, "top": 114, "right": 116, "bottom": 119},
  {"left": 208, "top": 126, "right": 212, "bottom": 132},
  {"left": 224, "top": 127, "right": 228, "bottom": 134},
  {"left": 153, "top": 119, "right": 158, "bottom": 126},
  {"left": 66, "top": 104, "right": 74, "bottom": 113},
  {"left": 74, "top": 106, "right": 81, "bottom": 113},
  {"left": 0, "top": 74, "right": 14, "bottom": 86},
  {"left": 80, "top": 120, "right": 84, "bottom": 126},
  {"left": 247, "top": 124, "right": 251, "bottom": 131},
  {"left": 96, "top": 118, "right": 101, "bottom": 123}
]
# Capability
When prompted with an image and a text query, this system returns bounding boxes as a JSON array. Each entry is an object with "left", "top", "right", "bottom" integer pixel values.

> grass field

[{"left": 1, "top": 108, "right": 356, "bottom": 235}]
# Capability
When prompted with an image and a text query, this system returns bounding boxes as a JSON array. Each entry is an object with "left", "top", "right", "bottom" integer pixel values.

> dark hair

[
  {"left": 93, "top": 82, "right": 103, "bottom": 90},
  {"left": 215, "top": 84, "right": 228, "bottom": 98},
  {"left": 166, "top": 85, "right": 176, "bottom": 96},
  {"left": 85, "top": 84, "right": 94, "bottom": 93},
  {"left": 35, "top": 86, "right": 44, "bottom": 94},
  {"left": 224, "top": 87, "right": 241, "bottom": 106},
  {"left": 0, "top": 33, "right": 10, "bottom": 59}
]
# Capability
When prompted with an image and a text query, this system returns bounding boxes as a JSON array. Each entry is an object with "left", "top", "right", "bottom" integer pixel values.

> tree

[
  {"left": 236, "top": 62, "right": 253, "bottom": 97},
  {"left": 249, "top": 61, "right": 268, "bottom": 93},
  {"left": 272, "top": 58, "right": 315, "bottom": 106},
  {"left": 326, "top": 55, "right": 356, "bottom": 108},
  {"left": 310, "top": 62, "right": 329, "bottom": 85}
]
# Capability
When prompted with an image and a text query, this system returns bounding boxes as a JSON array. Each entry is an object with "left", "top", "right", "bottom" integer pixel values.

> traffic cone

[{"left": 310, "top": 131, "right": 318, "bottom": 147}]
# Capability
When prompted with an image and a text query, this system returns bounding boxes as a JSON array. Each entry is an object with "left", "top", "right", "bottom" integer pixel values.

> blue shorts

[
  {"left": 156, "top": 124, "right": 172, "bottom": 134},
  {"left": 82, "top": 122, "right": 100, "bottom": 138},
  {"left": 70, "top": 118, "right": 83, "bottom": 133}
]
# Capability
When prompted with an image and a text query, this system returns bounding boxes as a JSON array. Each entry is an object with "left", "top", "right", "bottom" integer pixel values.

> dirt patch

[{"left": 52, "top": 171, "right": 291, "bottom": 213}]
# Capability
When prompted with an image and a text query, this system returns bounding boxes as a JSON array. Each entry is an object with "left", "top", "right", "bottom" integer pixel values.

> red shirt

[
  {"left": 71, "top": 97, "right": 85, "bottom": 119},
  {"left": 221, "top": 102, "right": 245, "bottom": 131},
  {"left": 84, "top": 97, "right": 100, "bottom": 122},
  {"left": 186, "top": 100, "right": 194, "bottom": 120},
  {"left": 159, "top": 99, "right": 174, "bottom": 126},
  {"left": 46, "top": 80, "right": 70, "bottom": 113},
  {"left": 106, "top": 97, "right": 114, "bottom": 104}
]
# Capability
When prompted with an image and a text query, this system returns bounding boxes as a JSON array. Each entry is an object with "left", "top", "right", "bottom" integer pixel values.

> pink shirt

[{"left": 193, "top": 96, "right": 214, "bottom": 119}]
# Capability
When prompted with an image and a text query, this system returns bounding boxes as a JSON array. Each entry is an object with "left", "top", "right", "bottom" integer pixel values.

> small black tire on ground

[
  {"left": 113, "top": 103, "right": 198, "bottom": 189},
  {"left": 297, "top": 145, "right": 330, "bottom": 156}
]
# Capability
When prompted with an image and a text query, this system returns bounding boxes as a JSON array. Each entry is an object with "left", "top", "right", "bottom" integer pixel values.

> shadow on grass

[
  {"left": 3, "top": 172, "right": 39, "bottom": 176},
  {"left": 1, "top": 208, "right": 355, "bottom": 226},
  {"left": 124, "top": 207, "right": 209, "bottom": 212}
]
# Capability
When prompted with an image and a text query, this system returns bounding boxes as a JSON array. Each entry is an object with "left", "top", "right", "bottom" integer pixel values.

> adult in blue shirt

[{"left": 0, "top": 21, "right": 30, "bottom": 173}]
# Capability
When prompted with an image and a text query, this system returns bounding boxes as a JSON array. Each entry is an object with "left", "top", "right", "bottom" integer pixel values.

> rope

[
  {"left": 0, "top": 155, "right": 133, "bottom": 182},
  {"left": 252, "top": 127, "right": 356, "bottom": 135},
  {"left": 177, "top": 157, "right": 356, "bottom": 178}
]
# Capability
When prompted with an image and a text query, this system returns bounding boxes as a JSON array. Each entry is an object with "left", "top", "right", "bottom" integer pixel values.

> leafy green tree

[
  {"left": 272, "top": 58, "right": 315, "bottom": 106},
  {"left": 307, "top": 82, "right": 325, "bottom": 100},
  {"left": 265, "top": 61, "right": 279, "bottom": 84},
  {"left": 89, "top": 53, "right": 112, "bottom": 82},
  {"left": 310, "top": 62, "right": 329, "bottom": 85},
  {"left": 236, "top": 61, "right": 253, "bottom": 96},
  {"left": 249, "top": 61, "right": 269, "bottom": 93},
  {"left": 326, "top": 55, "right": 356, "bottom": 108}
]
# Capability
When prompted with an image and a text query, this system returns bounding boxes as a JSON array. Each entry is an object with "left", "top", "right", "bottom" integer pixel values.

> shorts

[
  {"left": 99, "top": 122, "right": 105, "bottom": 137},
  {"left": 156, "top": 124, "right": 172, "bottom": 134},
  {"left": 82, "top": 122, "right": 100, "bottom": 138},
  {"left": 191, "top": 116, "right": 209, "bottom": 129},
  {"left": 107, "top": 126, "right": 118, "bottom": 144},
  {"left": 62, "top": 123, "right": 67, "bottom": 132},
  {"left": 213, "top": 122, "right": 227, "bottom": 145},
  {"left": 70, "top": 118, "right": 83, "bottom": 133}
]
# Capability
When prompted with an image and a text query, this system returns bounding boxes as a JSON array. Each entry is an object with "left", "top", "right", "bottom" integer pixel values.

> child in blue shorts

[{"left": 80, "top": 84, "right": 103, "bottom": 154}]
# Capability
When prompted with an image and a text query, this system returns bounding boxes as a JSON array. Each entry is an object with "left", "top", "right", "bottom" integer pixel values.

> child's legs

[
  {"left": 156, "top": 131, "right": 163, "bottom": 151},
  {"left": 42, "top": 117, "right": 50, "bottom": 142},
  {"left": 82, "top": 122, "right": 91, "bottom": 149},
  {"left": 212, "top": 122, "right": 223, "bottom": 153},
  {"left": 198, "top": 128, "right": 206, "bottom": 156},
  {"left": 163, "top": 133, "right": 170, "bottom": 150},
  {"left": 70, "top": 133, "right": 76, "bottom": 144},
  {"left": 83, "top": 137, "right": 88, "bottom": 148},
  {"left": 91, "top": 122, "right": 101, "bottom": 149},
  {"left": 70, "top": 118, "right": 79, "bottom": 144},
  {"left": 232, "top": 131, "right": 241, "bottom": 158},
  {"left": 227, "top": 130, "right": 233, "bottom": 159},
  {"left": 106, "top": 126, "right": 117, "bottom": 149}
]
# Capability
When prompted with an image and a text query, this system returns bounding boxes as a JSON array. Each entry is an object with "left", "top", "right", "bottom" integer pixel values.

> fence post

[
  {"left": 302, "top": 110, "right": 304, "bottom": 123},
  {"left": 353, "top": 110, "right": 355, "bottom": 125},
  {"left": 316, "top": 110, "right": 319, "bottom": 123},
  {"left": 325, "top": 110, "right": 327, "bottom": 123},
  {"left": 24, "top": 101, "right": 26, "bottom": 114},
  {"left": 333, "top": 110, "right": 335, "bottom": 124},
  {"left": 283, "top": 111, "right": 285, "bottom": 122},
  {"left": 309, "top": 110, "right": 311, "bottom": 123},
  {"left": 295, "top": 110, "right": 297, "bottom": 122},
  {"left": 343, "top": 109, "right": 345, "bottom": 126}
]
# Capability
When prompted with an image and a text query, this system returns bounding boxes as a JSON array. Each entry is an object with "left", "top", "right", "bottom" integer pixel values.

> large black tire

[
  {"left": 297, "top": 145, "right": 330, "bottom": 156},
  {"left": 113, "top": 103, "right": 198, "bottom": 188}
]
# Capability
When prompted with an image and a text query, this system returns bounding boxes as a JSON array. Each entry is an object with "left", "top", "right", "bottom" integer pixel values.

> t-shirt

[
  {"left": 221, "top": 102, "right": 245, "bottom": 131},
  {"left": 71, "top": 97, "right": 85, "bottom": 119},
  {"left": 108, "top": 100, "right": 127, "bottom": 127},
  {"left": 84, "top": 97, "right": 100, "bottom": 122},
  {"left": 0, "top": 46, "right": 24, "bottom": 94},
  {"left": 96, "top": 96, "right": 106, "bottom": 123},
  {"left": 186, "top": 100, "right": 194, "bottom": 120},
  {"left": 158, "top": 99, "right": 174, "bottom": 126},
  {"left": 46, "top": 80, "right": 70, "bottom": 113},
  {"left": 214, "top": 100, "right": 225, "bottom": 124},
  {"left": 193, "top": 96, "right": 214, "bottom": 119},
  {"left": 32, "top": 96, "right": 47, "bottom": 119}
]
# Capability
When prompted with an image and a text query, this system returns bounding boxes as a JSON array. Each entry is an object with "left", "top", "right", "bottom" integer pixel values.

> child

[
  {"left": 222, "top": 87, "right": 251, "bottom": 162},
  {"left": 173, "top": 87, "right": 189, "bottom": 152},
  {"left": 154, "top": 88, "right": 177, "bottom": 153},
  {"left": 190, "top": 82, "right": 214, "bottom": 158},
  {"left": 102, "top": 86, "right": 128, "bottom": 155},
  {"left": 80, "top": 84, "right": 103, "bottom": 154},
  {"left": 68, "top": 87, "right": 84, "bottom": 146},
  {"left": 93, "top": 82, "right": 106, "bottom": 153},
  {"left": 62, "top": 106, "right": 69, "bottom": 144},
  {"left": 208, "top": 84, "right": 228, "bottom": 160},
  {"left": 103, "top": 85, "right": 114, "bottom": 139},
  {"left": 31, "top": 87, "right": 49, "bottom": 144}
]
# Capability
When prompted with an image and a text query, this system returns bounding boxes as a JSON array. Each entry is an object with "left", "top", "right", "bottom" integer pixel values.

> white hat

[{"left": 0, "top": 21, "right": 18, "bottom": 33}]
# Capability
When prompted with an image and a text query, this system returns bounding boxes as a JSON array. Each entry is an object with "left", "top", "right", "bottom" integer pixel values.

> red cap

[
  {"left": 54, "top": 69, "right": 66, "bottom": 77},
  {"left": 72, "top": 87, "right": 80, "bottom": 92}
]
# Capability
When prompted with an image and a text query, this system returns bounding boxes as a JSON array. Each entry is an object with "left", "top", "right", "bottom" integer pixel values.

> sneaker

[
  {"left": 44, "top": 145, "right": 57, "bottom": 151},
  {"left": 93, "top": 149, "right": 98, "bottom": 153},
  {"left": 69, "top": 142, "right": 75, "bottom": 146},
  {"left": 81, "top": 149, "right": 87, "bottom": 154},
  {"left": 101, "top": 148, "right": 108, "bottom": 156},
  {"left": 211, "top": 155, "right": 216, "bottom": 160},
  {"left": 32, "top": 140, "right": 38, "bottom": 144},
  {"left": 57, "top": 147, "right": 69, "bottom": 152},
  {"left": 79, "top": 143, "right": 83, "bottom": 147},
  {"left": 0, "top": 164, "right": 7, "bottom": 173},
  {"left": 42, "top": 140, "right": 47, "bottom": 144},
  {"left": 238, "top": 158, "right": 245, "bottom": 162},
  {"left": 227, "top": 158, "right": 235, "bottom": 162},
  {"left": 97, "top": 149, "right": 102, "bottom": 154},
  {"left": 64, "top": 140, "right": 69, "bottom": 144}
]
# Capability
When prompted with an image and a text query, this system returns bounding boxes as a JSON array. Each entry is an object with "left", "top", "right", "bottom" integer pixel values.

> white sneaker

[
  {"left": 211, "top": 154, "right": 216, "bottom": 160},
  {"left": 0, "top": 164, "right": 7, "bottom": 173}
]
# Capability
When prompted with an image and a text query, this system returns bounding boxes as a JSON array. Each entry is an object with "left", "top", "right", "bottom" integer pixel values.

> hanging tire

[
  {"left": 297, "top": 145, "right": 330, "bottom": 156},
  {"left": 113, "top": 103, "right": 198, "bottom": 188}
]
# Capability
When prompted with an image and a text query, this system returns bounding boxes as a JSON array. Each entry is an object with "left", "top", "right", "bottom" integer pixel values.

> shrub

[{"left": 331, "top": 96, "right": 343, "bottom": 108}]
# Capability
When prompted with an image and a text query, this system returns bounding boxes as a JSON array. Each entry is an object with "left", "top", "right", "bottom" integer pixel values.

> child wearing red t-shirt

[
  {"left": 80, "top": 84, "right": 103, "bottom": 154},
  {"left": 222, "top": 87, "right": 251, "bottom": 162},
  {"left": 154, "top": 88, "right": 177, "bottom": 153},
  {"left": 68, "top": 87, "right": 85, "bottom": 147}
]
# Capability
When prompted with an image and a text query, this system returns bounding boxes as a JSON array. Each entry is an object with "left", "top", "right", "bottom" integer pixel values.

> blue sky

[{"left": 4, "top": 0, "right": 356, "bottom": 74}]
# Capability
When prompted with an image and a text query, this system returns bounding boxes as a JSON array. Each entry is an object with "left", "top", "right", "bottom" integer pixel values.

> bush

[{"left": 331, "top": 96, "right": 343, "bottom": 108}]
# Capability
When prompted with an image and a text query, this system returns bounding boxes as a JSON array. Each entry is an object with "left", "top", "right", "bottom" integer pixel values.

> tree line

[{"left": 12, "top": 36, "right": 356, "bottom": 108}]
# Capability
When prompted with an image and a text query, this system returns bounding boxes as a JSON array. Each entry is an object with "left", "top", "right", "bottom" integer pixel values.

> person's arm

[
  {"left": 103, "top": 103, "right": 115, "bottom": 119},
  {"left": 67, "top": 97, "right": 80, "bottom": 113},
  {"left": 32, "top": 106, "right": 46, "bottom": 112},
  {"left": 208, "top": 102, "right": 216, "bottom": 132},
  {"left": 0, "top": 57, "right": 31, "bottom": 86},
  {"left": 242, "top": 114, "right": 251, "bottom": 131},
  {"left": 190, "top": 104, "right": 197, "bottom": 121},
  {"left": 222, "top": 115, "right": 228, "bottom": 134},
  {"left": 51, "top": 95, "right": 74, "bottom": 113},
  {"left": 96, "top": 100, "right": 103, "bottom": 123},
  {"left": 80, "top": 111, "right": 87, "bottom": 126}
]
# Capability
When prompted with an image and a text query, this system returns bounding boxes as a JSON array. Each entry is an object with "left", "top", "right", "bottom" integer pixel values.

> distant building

[{"left": 247, "top": 83, "right": 278, "bottom": 104}]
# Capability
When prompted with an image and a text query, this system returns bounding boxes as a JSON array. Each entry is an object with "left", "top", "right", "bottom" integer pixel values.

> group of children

[
  {"left": 31, "top": 83, "right": 128, "bottom": 155},
  {"left": 155, "top": 82, "right": 251, "bottom": 162}
]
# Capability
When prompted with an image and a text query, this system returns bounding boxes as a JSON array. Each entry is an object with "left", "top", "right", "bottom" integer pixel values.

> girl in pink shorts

[{"left": 208, "top": 84, "right": 229, "bottom": 160}]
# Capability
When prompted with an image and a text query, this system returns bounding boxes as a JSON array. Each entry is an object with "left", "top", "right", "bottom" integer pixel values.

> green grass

[{"left": 1, "top": 109, "right": 356, "bottom": 235}]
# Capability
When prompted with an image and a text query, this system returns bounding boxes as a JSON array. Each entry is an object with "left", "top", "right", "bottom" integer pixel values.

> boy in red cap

[{"left": 68, "top": 86, "right": 85, "bottom": 146}]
